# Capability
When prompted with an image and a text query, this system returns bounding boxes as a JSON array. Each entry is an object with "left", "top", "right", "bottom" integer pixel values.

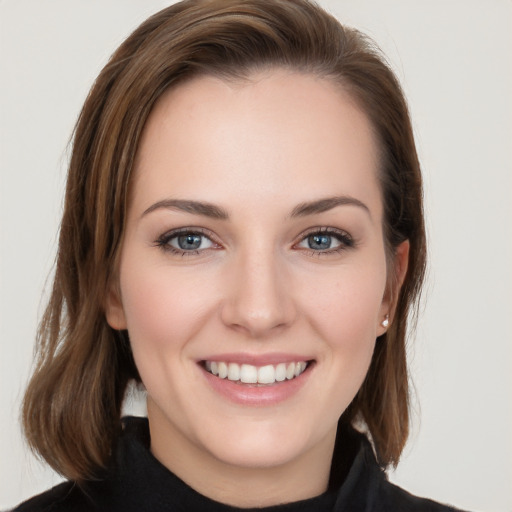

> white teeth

[
  {"left": 218, "top": 362, "right": 228, "bottom": 379},
  {"left": 227, "top": 363, "right": 240, "bottom": 381},
  {"left": 275, "top": 363, "right": 286, "bottom": 382},
  {"left": 240, "top": 364, "right": 258, "bottom": 383},
  {"left": 257, "top": 365, "right": 275, "bottom": 384},
  {"left": 295, "top": 362, "right": 307, "bottom": 377},
  {"left": 204, "top": 360, "right": 309, "bottom": 384}
]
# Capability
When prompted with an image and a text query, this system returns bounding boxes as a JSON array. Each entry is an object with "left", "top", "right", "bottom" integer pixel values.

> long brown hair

[{"left": 22, "top": 0, "right": 426, "bottom": 481}]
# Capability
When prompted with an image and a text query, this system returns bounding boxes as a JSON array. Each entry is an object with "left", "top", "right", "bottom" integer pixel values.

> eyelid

[
  {"left": 154, "top": 227, "right": 222, "bottom": 255},
  {"left": 153, "top": 225, "right": 355, "bottom": 257},
  {"left": 293, "top": 226, "right": 355, "bottom": 254}
]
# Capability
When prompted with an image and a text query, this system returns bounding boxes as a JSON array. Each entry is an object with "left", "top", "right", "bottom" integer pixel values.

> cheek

[
  {"left": 297, "top": 262, "right": 386, "bottom": 385},
  {"left": 118, "top": 260, "right": 218, "bottom": 358},
  {"left": 315, "top": 270, "right": 385, "bottom": 403},
  {"left": 305, "top": 265, "right": 385, "bottom": 336}
]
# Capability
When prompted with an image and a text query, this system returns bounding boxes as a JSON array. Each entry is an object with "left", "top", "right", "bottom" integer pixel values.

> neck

[{"left": 147, "top": 406, "right": 336, "bottom": 508}]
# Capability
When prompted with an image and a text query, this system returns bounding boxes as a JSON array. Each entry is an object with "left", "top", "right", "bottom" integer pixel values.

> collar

[{"left": 90, "top": 416, "right": 384, "bottom": 512}]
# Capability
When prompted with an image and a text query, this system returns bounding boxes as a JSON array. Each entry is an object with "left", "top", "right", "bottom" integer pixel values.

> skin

[{"left": 106, "top": 70, "right": 408, "bottom": 507}]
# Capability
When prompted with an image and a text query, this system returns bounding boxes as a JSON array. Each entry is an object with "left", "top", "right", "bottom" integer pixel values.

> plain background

[{"left": 1, "top": 1, "right": 511, "bottom": 510}]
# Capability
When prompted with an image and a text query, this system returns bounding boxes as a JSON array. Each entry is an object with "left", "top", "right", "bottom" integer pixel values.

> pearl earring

[{"left": 381, "top": 314, "right": 389, "bottom": 328}]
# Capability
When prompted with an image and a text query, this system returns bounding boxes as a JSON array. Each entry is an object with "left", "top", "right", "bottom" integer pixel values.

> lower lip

[{"left": 200, "top": 363, "right": 313, "bottom": 406}]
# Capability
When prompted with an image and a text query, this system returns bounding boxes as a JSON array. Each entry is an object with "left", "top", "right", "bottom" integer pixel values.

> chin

[
  {"left": 196, "top": 418, "right": 323, "bottom": 470},
  {"left": 211, "top": 440, "right": 307, "bottom": 470}
]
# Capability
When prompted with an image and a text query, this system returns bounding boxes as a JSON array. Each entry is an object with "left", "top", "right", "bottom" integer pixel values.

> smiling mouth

[{"left": 202, "top": 360, "right": 311, "bottom": 385}]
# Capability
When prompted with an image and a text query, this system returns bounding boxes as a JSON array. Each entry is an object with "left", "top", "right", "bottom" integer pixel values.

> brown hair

[{"left": 22, "top": 0, "right": 426, "bottom": 481}]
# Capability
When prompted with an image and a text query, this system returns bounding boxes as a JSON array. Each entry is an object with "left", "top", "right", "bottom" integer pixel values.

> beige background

[{"left": 1, "top": 1, "right": 511, "bottom": 510}]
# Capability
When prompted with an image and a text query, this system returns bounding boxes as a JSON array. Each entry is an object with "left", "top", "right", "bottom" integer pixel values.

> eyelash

[
  {"left": 154, "top": 227, "right": 355, "bottom": 257},
  {"left": 295, "top": 227, "right": 354, "bottom": 256},
  {"left": 154, "top": 227, "right": 219, "bottom": 256}
]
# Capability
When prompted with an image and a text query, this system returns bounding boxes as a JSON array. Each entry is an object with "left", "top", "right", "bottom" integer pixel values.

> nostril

[{"left": 219, "top": 260, "right": 296, "bottom": 336}]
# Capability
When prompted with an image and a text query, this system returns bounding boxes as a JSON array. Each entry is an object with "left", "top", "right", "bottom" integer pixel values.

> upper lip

[{"left": 198, "top": 353, "right": 315, "bottom": 366}]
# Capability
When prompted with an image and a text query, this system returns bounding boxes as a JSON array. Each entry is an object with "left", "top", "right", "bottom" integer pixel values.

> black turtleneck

[{"left": 12, "top": 417, "right": 467, "bottom": 512}]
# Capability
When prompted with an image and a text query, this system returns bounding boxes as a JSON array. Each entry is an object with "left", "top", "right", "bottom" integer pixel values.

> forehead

[{"left": 132, "top": 70, "right": 381, "bottom": 217}]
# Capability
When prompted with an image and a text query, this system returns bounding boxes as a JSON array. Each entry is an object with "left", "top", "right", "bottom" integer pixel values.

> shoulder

[
  {"left": 10, "top": 418, "right": 146, "bottom": 512},
  {"left": 375, "top": 478, "right": 468, "bottom": 512},
  {"left": 339, "top": 428, "right": 469, "bottom": 512},
  {"left": 11, "top": 481, "right": 97, "bottom": 512}
]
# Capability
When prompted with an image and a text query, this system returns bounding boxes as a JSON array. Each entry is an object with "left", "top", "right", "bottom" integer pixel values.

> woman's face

[{"left": 107, "top": 70, "right": 405, "bottom": 478}]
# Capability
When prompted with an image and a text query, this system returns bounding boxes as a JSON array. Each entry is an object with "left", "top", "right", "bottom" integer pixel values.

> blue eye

[
  {"left": 297, "top": 229, "right": 353, "bottom": 253},
  {"left": 172, "top": 233, "right": 209, "bottom": 251},
  {"left": 306, "top": 234, "right": 337, "bottom": 250},
  {"left": 156, "top": 230, "right": 215, "bottom": 254}
]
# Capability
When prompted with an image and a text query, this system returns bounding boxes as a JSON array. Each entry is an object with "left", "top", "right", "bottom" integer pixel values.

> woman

[{"left": 13, "top": 0, "right": 467, "bottom": 510}]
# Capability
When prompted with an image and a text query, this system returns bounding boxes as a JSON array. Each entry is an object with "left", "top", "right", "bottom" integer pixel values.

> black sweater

[{"left": 13, "top": 417, "right": 466, "bottom": 512}]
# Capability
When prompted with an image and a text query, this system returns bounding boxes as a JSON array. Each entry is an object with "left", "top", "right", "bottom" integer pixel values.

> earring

[{"left": 381, "top": 314, "right": 389, "bottom": 328}]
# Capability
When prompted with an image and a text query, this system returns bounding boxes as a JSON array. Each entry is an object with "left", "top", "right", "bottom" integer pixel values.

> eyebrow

[
  {"left": 290, "top": 196, "right": 371, "bottom": 218},
  {"left": 142, "top": 199, "right": 229, "bottom": 220},
  {"left": 141, "top": 195, "right": 370, "bottom": 221}
]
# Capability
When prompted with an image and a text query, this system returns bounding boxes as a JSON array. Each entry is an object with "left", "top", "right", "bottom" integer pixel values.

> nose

[{"left": 220, "top": 247, "right": 296, "bottom": 338}]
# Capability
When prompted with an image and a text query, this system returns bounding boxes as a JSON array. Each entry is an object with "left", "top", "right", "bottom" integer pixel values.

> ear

[
  {"left": 104, "top": 281, "right": 127, "bottom": 330},
  {"left": 377, "top": 240, "right": 410, "bottom": 336}
]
